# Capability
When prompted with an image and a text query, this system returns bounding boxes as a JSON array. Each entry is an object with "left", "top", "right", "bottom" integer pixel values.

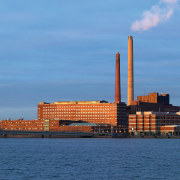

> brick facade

[
  {"left": 37, "top": 101, "right": 128, "bottom": 128},
  {"left": 129, "top": 111, "right": 180, "bottom": 135}
]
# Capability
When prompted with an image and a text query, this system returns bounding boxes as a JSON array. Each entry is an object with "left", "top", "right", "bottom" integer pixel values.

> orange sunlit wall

[
  {"left": 38, "top": 101, "right": 128, "bottom": 127},
  {"left": 129, "top": 111, "right": 180, "bottom": 134},
  {"left": 1, "top": 120, "right": 44, "bottom": 131},
  {"left": 137, "top": 93, "right": 169, "bottom": 105},
  {"left": 0, "top": 119, "right": 93, "bottom": 133}
]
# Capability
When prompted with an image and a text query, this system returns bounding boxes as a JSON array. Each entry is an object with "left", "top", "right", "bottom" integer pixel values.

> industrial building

[
  {"left": 37, "top": 51, "right": 128, "bottom": 130},
  {"left": 1, "top": 119, "right": 44, "bottom": 131},
  {"left": 129, "top": 111, "right": 180, "bottom": 135},
  {"left": 137, "top": 93, "right": 169, "bottom": 105},
  {"left": 1, "top": 47, "right": 128, "bottom": 134},
  {"left": 1, "top": 35, "right": 180, "bottom": 137},
  {"left": 129, "top": 92, "right": 180, "bottom": 114},
  {"left": 38, "top": 101, "right": 127, "bottom": 128},
  {"left": 0, "top": 118, "right": 127, "bottom": 134},
  {"left": 126, "top": 37, "right": 180, "bottom": 115},
  {"left": 160, "top": 125, "right": 180, "bottom": 136},
  {"left": 0, "top": 119, "right": 92, "bottom": 133}
]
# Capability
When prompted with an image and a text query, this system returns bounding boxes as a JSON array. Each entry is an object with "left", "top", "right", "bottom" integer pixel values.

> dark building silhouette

[
  {"left": 137, "top": 93, "right": 169, "bottom": 105},
  {"left": 129, "top": 92, "right": 179, "bottom": 114}
]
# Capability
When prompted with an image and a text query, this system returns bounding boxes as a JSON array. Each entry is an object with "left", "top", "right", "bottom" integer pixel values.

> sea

[{"left": 0, "top": 138, "right": 179, "bottom": 180}]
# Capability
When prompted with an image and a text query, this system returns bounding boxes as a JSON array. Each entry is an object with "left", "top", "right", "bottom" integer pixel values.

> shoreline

[{"left": 0, "top": 130, "right": 180, "bottom": 139}]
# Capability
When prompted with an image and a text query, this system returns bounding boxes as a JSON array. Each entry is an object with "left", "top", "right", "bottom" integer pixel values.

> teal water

[{"left": 0, "top": 138, "right": 179, "bottom": 180}]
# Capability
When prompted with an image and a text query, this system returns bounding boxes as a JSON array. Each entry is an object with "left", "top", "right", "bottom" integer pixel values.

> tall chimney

[
  {"left": 127, "top": 36, "right": 134, "bottom": 105},
  {"left": 115, "top": 52, "right": 121, "bottom": 103}
]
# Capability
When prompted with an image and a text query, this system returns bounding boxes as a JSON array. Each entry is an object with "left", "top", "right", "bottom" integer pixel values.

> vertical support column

[
  {"left": 115, "top": 52, "right": 121, "bottom": 103},
  {"left": 128, "top": 36, "right": 134, "bottom": 105}
]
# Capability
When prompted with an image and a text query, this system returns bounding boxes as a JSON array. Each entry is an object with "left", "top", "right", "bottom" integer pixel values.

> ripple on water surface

[{"left": 0, "top": 138, "right": 179, "bottom": 180}]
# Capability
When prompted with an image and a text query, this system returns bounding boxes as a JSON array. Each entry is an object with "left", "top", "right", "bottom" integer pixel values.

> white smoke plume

[{"left": 131, "top": 0, "right": 178, "bottom": 31}]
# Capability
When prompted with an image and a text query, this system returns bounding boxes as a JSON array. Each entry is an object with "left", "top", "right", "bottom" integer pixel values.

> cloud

[
  {"left": 161, "top": 0, "right": 177, "bottom": 3},
  {"left": 131, "top": 0, "right": 178, "bottom": 31}
]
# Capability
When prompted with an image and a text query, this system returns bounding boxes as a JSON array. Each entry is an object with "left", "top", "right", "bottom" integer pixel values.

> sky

[{"left": 0, "top": 0, "right": 180, "bottom": 119}]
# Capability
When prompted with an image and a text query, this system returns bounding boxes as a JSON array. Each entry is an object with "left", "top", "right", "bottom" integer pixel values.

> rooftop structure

[
  {"left": 137, "top": 92, "right": 169, "bottom": 105},
  {"left": 40, "top": 100, "right": 108, "bottom": 105}
]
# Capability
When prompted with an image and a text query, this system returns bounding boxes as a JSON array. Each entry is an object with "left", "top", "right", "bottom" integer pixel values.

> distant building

[
  {"left": 129, "top": 92, "right": 180, "bottom": 114},
  {"left": 160, "top": 125, "right": 180, "bottom": 136},
  {"left": 0, "top": 51, "right": 129, "bottom": 134},
  {"left": 137, "top": 92, "right": 169, "bottom": 105},
  {"left": 1, "top": 119, "right": 44, "bottom": 131},
  {"left": 1, "top": 101, "right": 128, "bottom": 133},
  {"left": 3, "top": 36, "right": 180, "bottom": 137},
  {"left": 129, "top": 111, "right": 180, "bottom": 135},
  {"left": 38, "top": 101, "right": 128, "bottom": 129},
  {"left": 0, "top": 119, "right": 93, "bottom": 133},
  {"left": 0, "top": 119, "right": 127, "bottom": 134}
]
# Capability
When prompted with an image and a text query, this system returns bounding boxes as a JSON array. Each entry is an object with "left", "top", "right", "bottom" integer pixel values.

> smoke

[{"left": 131, "top": 0, "right": 178, "bottom": 31}]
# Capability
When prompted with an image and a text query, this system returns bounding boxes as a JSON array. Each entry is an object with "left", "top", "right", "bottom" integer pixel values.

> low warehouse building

[{"left": 129, "top": 111, "right": 180, "bottom": 135}]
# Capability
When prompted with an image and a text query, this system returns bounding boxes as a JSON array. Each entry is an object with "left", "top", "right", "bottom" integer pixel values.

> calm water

[{"left": 0, "top": 138, "right": 179, "bottom": 180}]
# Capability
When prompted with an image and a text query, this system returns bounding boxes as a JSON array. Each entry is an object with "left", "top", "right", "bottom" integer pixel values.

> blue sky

[{"left": 0, "top": 0, "right": 180, "bottom": 119}]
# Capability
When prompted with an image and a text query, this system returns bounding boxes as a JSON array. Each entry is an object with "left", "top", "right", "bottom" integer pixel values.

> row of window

[
  {"left": 42, "top": 115, "right": 114, "bottom": 118},
  {"left": 42, "top": 109, "right": 116, "bottom": 111},
  {"left": 41, "top": 105, "right": 116, "bottom": 108},
  {"left": 3, "top": 128, "right": 43, "bottom": 130},
  {"left": 2, "top": 122, "right": 43, "bottom": 124},
  {"left": 2, "top": 124, "right": 43, "bottom": 127},
  {"left": 42, "top": 111, "right": 115, "bottom": 114}
]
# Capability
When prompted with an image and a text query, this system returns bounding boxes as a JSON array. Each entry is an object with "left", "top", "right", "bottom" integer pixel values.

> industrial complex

[{"left": 1, "top": 36, "right": 180, "bottom": 138}]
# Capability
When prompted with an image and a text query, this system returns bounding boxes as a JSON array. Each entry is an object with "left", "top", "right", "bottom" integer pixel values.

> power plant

[{"left": 1, "top": 36, "right": 180, "bottom": 138}]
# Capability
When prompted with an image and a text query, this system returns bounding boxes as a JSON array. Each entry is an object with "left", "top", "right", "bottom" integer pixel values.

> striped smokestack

[
  {"left": 115, "top": 52, "right": 121, "bottom": 103},
  {"left": 127, "top": 36, "right": 134, "bottom": 105}
]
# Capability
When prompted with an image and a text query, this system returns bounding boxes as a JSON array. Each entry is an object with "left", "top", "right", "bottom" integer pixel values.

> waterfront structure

[
  {"left": 37, "top": 51, "right": 128, "bottom": 129},
  {"left": 0, "top": 50, "right": 128, "bottom": 133},
  {"left": 127, "top": 36, "right": 134, "bottom": 106},
  {"left": 129, "top": 111, "right": 180, "bottom": 135},
  {"left": 1, "top": 119, "right": 44, "bottom": 131},
  {"left": 160, "top": 125, "right": 180, "bottom": 136},
  {"left": 38, "top": 101, "right": 127, "bottom": 128},
  {"left": 2, "top": 36, "right": 180, "bottom": 137},
  {"left": 0, "top": 119, "right": 92, "bottom": 132},
  {"left": 0, "top": 119, "right": 127, "bottom": 134}
]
